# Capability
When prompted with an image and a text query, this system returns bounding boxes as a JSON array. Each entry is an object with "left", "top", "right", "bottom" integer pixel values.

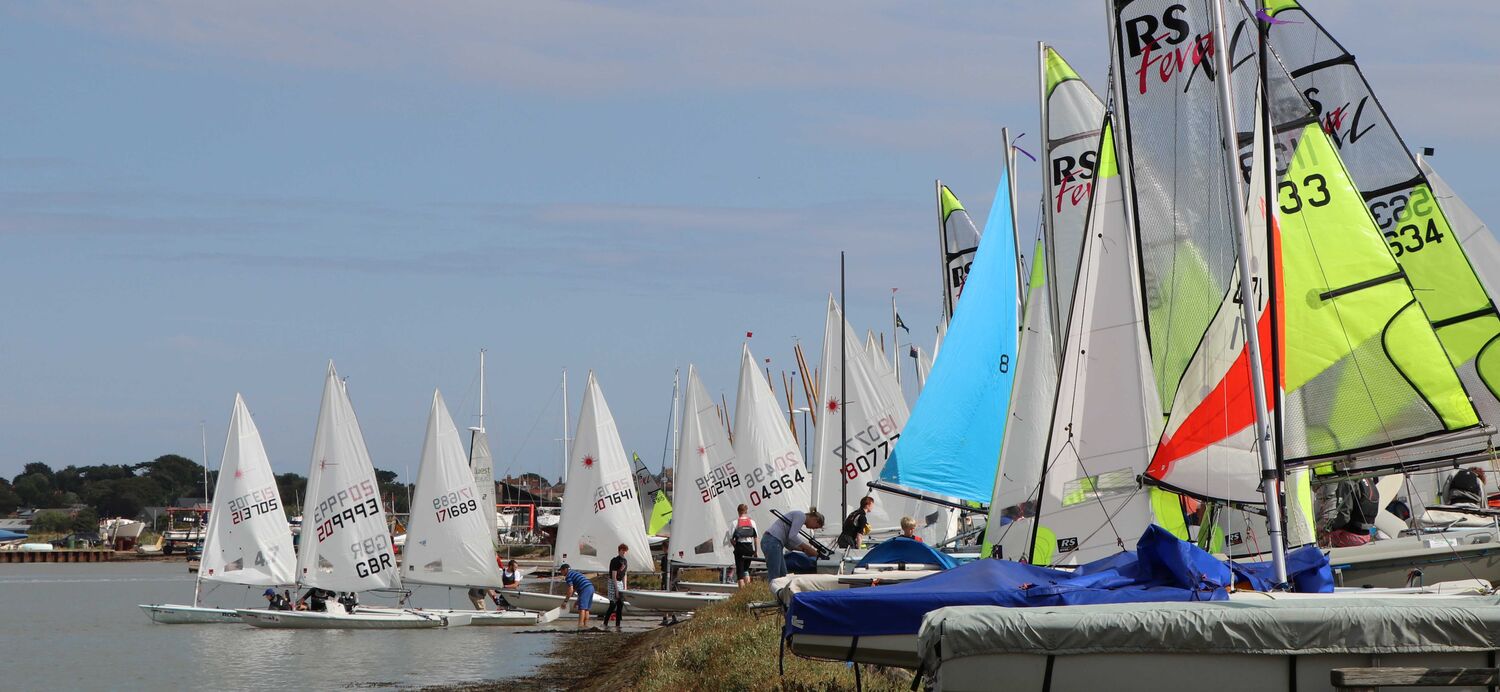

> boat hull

[
  {"left": 619, "top": 589, "right": 728, "bottom": 612},
  {"left": 235, "top": 608, "right": 465, "bottom": 629},
  {"left": 139, "top": 604, "right": 242, "bottom": 625},
  {"left": 359, "top": 606, "right": 558, "bottom": 626},
  {"left": 496, "top": 589, "right": 614, "bottom": 616},
  {"left": 674, "top": 581, "right": 739, "bottom": 594},
  {"left": 1330, "top": 531, "right": 1500, "bottom": 588}
]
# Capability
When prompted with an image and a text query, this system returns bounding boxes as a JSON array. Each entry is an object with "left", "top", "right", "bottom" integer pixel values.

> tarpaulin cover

[
  {"left": 786, "top": 525, "right": 1229, "bottom": 637},
  {"left": 856, "top": 536, "right": 959, "bottom": 570},
  {"left": 1228, "top": 544, "right": 1335, "bottom": 593}
]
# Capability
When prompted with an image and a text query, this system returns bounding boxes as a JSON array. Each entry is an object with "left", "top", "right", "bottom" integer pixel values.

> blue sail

[{"left": 880, "top": 175, "right": 1019, "bottom": 504}]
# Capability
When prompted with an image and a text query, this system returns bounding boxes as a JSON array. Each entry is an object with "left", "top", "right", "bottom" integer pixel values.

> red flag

[{"left": 746, "top": 331, "right": 753, "bottom": 338}]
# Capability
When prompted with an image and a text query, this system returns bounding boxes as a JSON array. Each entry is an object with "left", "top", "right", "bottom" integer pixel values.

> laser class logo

[{"left": 1121, "top": 3, "right": 1217, "bottom": 95}]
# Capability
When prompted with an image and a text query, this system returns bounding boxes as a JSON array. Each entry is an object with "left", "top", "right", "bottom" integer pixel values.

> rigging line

[
  {"left": 500, "top": 381, "right": 562, "bottom": 481},
  {"left": 1058, "top": 437, "right": 1128, "bottom": 550},
  {"left": 1069, "top": 482, "right": 1145, "bottom": 555}
]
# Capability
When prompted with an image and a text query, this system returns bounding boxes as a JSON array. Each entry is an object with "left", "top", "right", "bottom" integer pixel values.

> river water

[{"left": 3, "top": 561, "right": 560, "bottom": 690}]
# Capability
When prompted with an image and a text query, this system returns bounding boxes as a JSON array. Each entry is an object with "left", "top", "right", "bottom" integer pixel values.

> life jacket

[
  {"left": 732, "top": 516, "right": 757, "bottom": 555},
  {"left": 1343, "top": 479, "right": 1380, "bottom": 531}
]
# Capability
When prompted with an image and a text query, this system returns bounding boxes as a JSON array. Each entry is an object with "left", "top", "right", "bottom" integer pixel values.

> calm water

[{"left": 3, "top": 561, "right": 560, "bottom": 691}]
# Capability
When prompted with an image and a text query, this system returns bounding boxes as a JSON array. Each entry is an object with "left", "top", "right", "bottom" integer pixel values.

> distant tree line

[{"left": 0, "top": 457, "right": 416, "bottom": 522}]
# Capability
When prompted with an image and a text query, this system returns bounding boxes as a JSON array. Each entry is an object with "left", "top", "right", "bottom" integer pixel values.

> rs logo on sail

[
  {"left": 1052, "top": 152, "right": 1097, "bottom": 211},
  {"left": 1121, "top": 4, "right": 1216, "bottom": 95}
]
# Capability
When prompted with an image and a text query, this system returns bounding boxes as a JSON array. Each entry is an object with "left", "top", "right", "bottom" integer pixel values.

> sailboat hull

[
  {"left": 674, "top": 581, "right": 738, "bottom": 594},
  {"left": 496, "top": 589, "right": 614, "bottom": 616},
  {"left": 139, "top": 604, "right": 242, "bottom": 624},
  {"left": 1328, "top": 529, "right": 1500, "bottom": 588},
  {"left": 359, "top": 605, "right": 558, "bottom": 626},
  {"left": 235, "top": 608, "right": 466, "bottom": 629},
  {"left": 618, "top": 589, "right": 728, "bottom": 612}
]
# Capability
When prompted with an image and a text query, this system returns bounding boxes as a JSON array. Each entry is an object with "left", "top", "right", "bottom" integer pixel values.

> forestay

[
  {"left": 883, "top": 179, "right": 1020, "bottom": 505},
  {"left": 731, "top": 344, "right": 813, "bottom": 532},
  {"left": 297, "top": 363, "right": 400, "bottom": 592},
  {"left": 668, "top": 366, "right": 742, "bottom": 567},
  {"left": 404, "top": 390, "right": 504, "bottom": 588},
  {"left": 554, "top": 372, "right": 653, "bottom": 572},
  {"left": 200, "top": 394, "right": 296, "bottom": 586}
]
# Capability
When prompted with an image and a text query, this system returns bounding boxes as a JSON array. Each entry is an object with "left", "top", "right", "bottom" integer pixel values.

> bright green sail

[{"left": 647, "top": 489, "right": 672, "bottom": 536}]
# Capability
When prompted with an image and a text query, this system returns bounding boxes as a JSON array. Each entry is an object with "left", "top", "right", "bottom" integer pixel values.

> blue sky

[{"left": 2, "top": 1, "right": 1496, "bottom": 483}]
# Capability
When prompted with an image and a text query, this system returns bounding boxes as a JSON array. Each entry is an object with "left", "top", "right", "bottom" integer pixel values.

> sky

[{"left": 2, "top": 1, "right": 1498, "bottom": 485}]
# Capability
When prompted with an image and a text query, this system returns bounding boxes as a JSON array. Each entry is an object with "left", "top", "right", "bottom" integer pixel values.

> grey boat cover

[{"left": 920, "top": 596, "right": 1500, "bottom": 669}]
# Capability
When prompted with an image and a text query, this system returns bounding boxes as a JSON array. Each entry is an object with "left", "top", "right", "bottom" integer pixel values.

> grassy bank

[{"left": 582, "top": 584, "right": 909, "bottom": 692}]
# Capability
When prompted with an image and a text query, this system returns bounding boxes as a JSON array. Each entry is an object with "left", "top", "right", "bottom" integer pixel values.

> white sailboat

[
  {"left": 731, "top": 344, "right": 814, "bottom": 539},
  {"left": 621, "top": 366, "right": 733, "bottom": 611},
  {"left": 240, "top": 363, "right": 466, "bottom": 629},
  {"left": 141, "top": 394, "right": 297, "bottom": 624}
]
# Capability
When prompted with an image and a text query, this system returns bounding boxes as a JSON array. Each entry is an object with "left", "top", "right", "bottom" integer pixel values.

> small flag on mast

[{"left": 895, "top": 313, "right": 910, "bottom": 333}]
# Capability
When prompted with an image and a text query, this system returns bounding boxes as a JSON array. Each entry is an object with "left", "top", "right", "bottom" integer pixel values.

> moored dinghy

[{"left": 141, "top": 394, "right": 297, "bottom": 624}]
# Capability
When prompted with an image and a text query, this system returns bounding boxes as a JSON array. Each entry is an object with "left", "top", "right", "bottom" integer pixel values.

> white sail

[
  {"left": 296, "top": 362, "right": 399, "bottom": 592},
  {"left": 731, "top": 344, "right": 814, "bottom": 532},
  {"left": 911, "top": 345, "right": 933, "bottom": 393},
  {"left": 555, "top": 372, "right": 653, "bottom": 572},
  {"left": 984, "top": 240, "right": 1059, "bottom": 558},
  {"left": 668, "top": 366, "right": 743, "bottom": 567},
  {"left": 199, "top": 394, "right": 297, "bottom": 586},
  {"left": 1040, "top": 44, "right": 1106, "bottom": 341},
  {"left": 812, "top": 297, "right": 931, "bottom": 537},
  {"left": 1025, "top": 120, "right": 1165, "bottom": 567},
  {"left": 404, "top": 390, "right": 504, "bottom": 588},
  {"left": 469, "top": 429, "right": 497, "bottom": 549},
  {"left": 864, "top": 330, "right": 911, "bottom": 422}
]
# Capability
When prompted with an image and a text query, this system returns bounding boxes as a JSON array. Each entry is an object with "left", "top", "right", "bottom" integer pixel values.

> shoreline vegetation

[{"left": 443, "top": 583, "right": 911, "bottom": 692}]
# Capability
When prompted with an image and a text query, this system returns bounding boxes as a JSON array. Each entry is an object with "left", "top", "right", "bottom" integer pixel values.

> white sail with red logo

[
  {"left": 731, "top": 343, "right": 813, "bottom": 533},
  {"left": 296, "top": 362, "right": 400, "bottom": 592},
  {"left": 199, "top": 394, "right": 297, "bottom": 586},
  {"left": 403, "top": 390, "right": 505, "bottom": 588},
  {"left": 667, "top": 366, "right": 743, "bottom": 567},
  {"left": 554, "top": 371, "right": 653, "bottom": 573}
]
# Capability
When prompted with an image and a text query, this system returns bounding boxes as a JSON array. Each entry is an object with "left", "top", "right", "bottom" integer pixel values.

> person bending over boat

[
  {"left": 559, "top": 563, "right": 595, "bottom": 629},
  {"left": 601, "top": 544, "right": 629, "bottom": 630},
  {"left": 728, "top": 503, "right": 759, "bottom": 587},
  {"left": 337, "top": 592, "right": 359, "bottom": 614},
  {"left": 491, "top": 559, "right": 521, "bottom": 610},
  {"left": 1446, "top": 467, "right": 1487, "bottom": 507},
  {"left": 762, "top": 509, "right": 825, "bottom": 581}
]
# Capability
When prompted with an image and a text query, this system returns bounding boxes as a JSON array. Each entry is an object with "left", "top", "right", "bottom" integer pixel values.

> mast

[
  {"left": 194, "top": 419, "right": 209, "bottom": 608},
  {"left": 840, "top": 251, "right": 849, "bottom": 522},
  {"left": 935, "top": 180, "right": 953, "bottom": 323},
  {"left": 890, "top": 290, "right": 901, "bottom": 382},
  {"left": 1258, "top": 0, "right": 1286, "bottom": 486},
  {"left": 1003, "top": 127, "right": 1025, "bottom": 310},
  {"left": 1210, "top": 0, "right": 1287, "bottom": 584},
  {"left": 561, "top": 368, "right": 570, "bottom": 488},
  {"left": 478, "top": 348, "right": 486, "bottom": 431},
  {"left": 1038, "top": 42, "right": 1064, "bottom": 365}
]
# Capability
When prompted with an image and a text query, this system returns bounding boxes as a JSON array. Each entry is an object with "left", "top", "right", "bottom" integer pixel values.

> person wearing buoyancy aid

[
  {"left": 727, "top": 503, "right": 759, "bottom": 587},
  {"left": 1316, "top": 477, "right": 1379, "bottom": 548},
  {"left": 837, "top": 496, "right": 874, "bottom": 549}
]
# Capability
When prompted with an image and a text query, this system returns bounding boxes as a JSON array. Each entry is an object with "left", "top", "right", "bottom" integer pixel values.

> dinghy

[
  {"left": 674, "top": 581, "right": 738, "bottom": 594},
  {"left": 356, "top": 605, "right": 559, "bottom": 626},
  {"left": 236, "top": 364, "right": 407, "bottom": 629},
  {"left": 240, "top": 608, "right": 467, "bottom": 629},
  {"left": 140, "top": 394, "right": 297, "bottom": 624},
  {"left": 495, "top": 589, "right": 616, "bottom": 616},
  {"left": 618, "top": 588, "right": 728, "bottom": 613}
]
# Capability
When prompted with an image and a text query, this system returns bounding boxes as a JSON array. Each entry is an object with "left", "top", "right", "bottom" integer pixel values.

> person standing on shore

[
  {"left": 601, "top": 544, "right": 629, "bottom": 630},
  {"left": 761, "top": 509, "right": 824, "bottom": 582},
  {"left": 728, "top": 504, "right": 759, "bottom": 587},
  {"left": 838, "top": 496, "right": 874, "bottom": 549},
  {"left": 560, "top": 563, "right": 595, "bottom": 629}
]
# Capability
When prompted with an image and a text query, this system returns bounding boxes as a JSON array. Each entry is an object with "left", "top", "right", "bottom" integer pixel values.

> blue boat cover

[
  {"left": 856, "top": 536, "right": 958, "bottom": 570},
  {"left": 787, "top": 525, "right": 1230, "bottom": 638},
  {"left": 0, "top": 529, "right": 27, "bottom": 541},
  {"left": 1228, "top": 544, "right": 1334, "bottom": 593},
  {"left": 880, "top": 175, "right": 1019, "bottom": 504}
]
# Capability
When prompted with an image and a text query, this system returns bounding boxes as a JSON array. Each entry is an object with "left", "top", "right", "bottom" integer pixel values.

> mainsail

[
  {"left": 297, "top": 362, "right": 399, "bottom": 592},
  {"left": 199, "top": 394, "right": 296, "bottom": 586},
  {"left": 911, "top": 346, "right": 933, "bottom": 392},
  {"left": 631, "top": 452, "right": 664, "bottom": 525},
  {"left": 404, "top": 390, "right": 504, "bottom": 588},
  {"left": 555, "top": 372, "right": 653, "bottom": 572},
  {"left": 731, "top": 344, "right": 814, "bottom": 531},
  {"left": 1039, "top": 44, "right": 1106, "bottom": 342},
  {"left": 864, "top": 330, "right": 910, "bottom": 421},
  {"left": 984, "top": 239, "right": 1058, "bottom": 556},
  {"left": 1267, "top": 1, "right": 1500, "bottom": 428},
  {"left": 883, "top": 177, "right": 1020, "bottom": 504},
  {"left": 668, "top": 366, "right": 743, "bottom": 567},
  {"left": 811, "top": 297, "right": 929, "bottom": 536},
  {"left": 469, "top": 429, "right": 497, "bottom": 549},
  {"left": 1023, "top": 118, "right": 1184, "bottom": 566}
]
